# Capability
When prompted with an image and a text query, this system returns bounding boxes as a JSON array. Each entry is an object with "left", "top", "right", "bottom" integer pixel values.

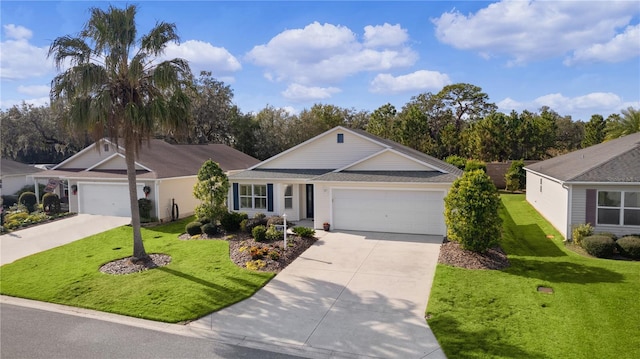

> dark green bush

[
  {"left": 505, "top": 160, "right": 525, "bottom": 191},
  {"left": 242, "top": 217, "right": 268, "bottom": 233},
  {"left": 185, "top": 221, "right": 203, "bottom": 236},
  {"left": 42, "top": 193, "right": 61, "bottom": 214},
  {"left": 138, "top": 198, "right": 153, "bottom": 219},
  {"left": 292, "top": 226, "right": 316, "bottom": 238},
  {"left": 2, "top": 195, "right": 18, "bottom": 208},
  {"left": 594, "top": 232, "right": 617, "bottom": 240},
  {"left": 445, "top": 155, "right": 467, "bottom": 170},
  {"left": 252, "top": 225, "right": 267, "bottom": 242},
  {"left": 201, "top": 223, "right": 218, "bottom": 236},
  {"left": 18, "top": 192, "right": 37, "bottom": 213},
  {"left": 266, "top": 224, "right": 284, "bottom": 241},
  {"left": 616, "top": 236, "right": 640, "bottom": 259},
  {"left": 464, "top": 159, "right": 487, "bottom": 172},
  {"left": 220, "top": 211, "right": 248, "bottom": 232},
  {"left": 581, "top": 235, "right": 616, "bottom": 258}
]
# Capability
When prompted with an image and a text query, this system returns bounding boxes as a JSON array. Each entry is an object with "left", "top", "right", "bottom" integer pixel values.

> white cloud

[
  {"left": 246, "top": 21, "right": 417, "bottom": 85},
  {"left": 0, "top": 97, "right": 49, "bottom": 109},
  {"left": 17, "top": 85, "right": 50, "bottom": 96},
  {"left": 281, "top": 83, "right": 341, "bottom": 102},
  {"left": 432, "top": 1, "right": 638, "bottom": 65},
  {"left": 1, "top": 24, "right": 52, "bottom": 80},
  {"left": 369, "top": 70, "right": 451, "bottom": 94},
  {"left": 565, "top": 24, "right": 640, "bottom": 65},
  {"left": 363, "top": 23, "right": 408, "bottom": 48},
  {"left": 498, "top": 92, "right": 631, "bottom": 119},
  {"left": 161, "top": 40, "right": 241, "bottom": 75}
]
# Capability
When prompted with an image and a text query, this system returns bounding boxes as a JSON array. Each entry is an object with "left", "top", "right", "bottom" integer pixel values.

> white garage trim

[
  {"left": 330, "top": 187, "right": 446, "bottom": 235},
  {"left": 77, "top": 182, "right": 145, "bottom": 217}
]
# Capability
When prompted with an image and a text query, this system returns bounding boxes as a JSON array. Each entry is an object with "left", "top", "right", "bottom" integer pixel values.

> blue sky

[{"left": 1, "top": 0, "right": 639, "bottom": 121}]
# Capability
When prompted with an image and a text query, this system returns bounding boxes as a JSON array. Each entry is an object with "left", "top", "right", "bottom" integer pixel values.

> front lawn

[
  {"left": 0, "top": 218, "right": 274, "bottom": 323},
  {"left": 427, "top": 194, "right": 640, "bottom": 359}
]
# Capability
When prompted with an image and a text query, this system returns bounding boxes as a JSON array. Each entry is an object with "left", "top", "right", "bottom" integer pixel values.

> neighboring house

[
  {"left": 525, "top": 132, "right": 640, "bottom": 240},
  {"left": 227, "top": 126, "right": 463, "bottom": 236},
  {"left": 0, "top": 158, "right": 43, "bottom": 197},
  {"left": 32, "top": 139, "right": 260, "bottom": 220}
]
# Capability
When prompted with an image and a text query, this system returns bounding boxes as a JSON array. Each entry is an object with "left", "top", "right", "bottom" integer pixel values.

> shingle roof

[
  {"left": 230, "top": 169, "right": 330, "bottom": 180},
  {"left": 525, "top": 132, "right": 640, "bottom": 183},
  {"left": 0, "top": 158, "right": 44, "bottom": 176},
  {"left": 36, "top": 139, "right": 259, "bottom": 180},
  {"left": 313, "top": 171, "right": 459, "bottom": 183}
]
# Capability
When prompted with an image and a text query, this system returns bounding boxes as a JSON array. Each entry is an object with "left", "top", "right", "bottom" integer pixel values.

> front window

[
  {"left": 284, "top": 185, "right": 293, "bottom": 209},
  {"left": 240, "top": 184, "right": 267, "bottom": 210},
  {"left": 597, "top": 191, "right": 640, "bottom": 226}
]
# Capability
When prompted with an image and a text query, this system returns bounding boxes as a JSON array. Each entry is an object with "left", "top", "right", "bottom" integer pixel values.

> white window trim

[
  {"left": 596, "top": 190, "right": 640, "bottom": 226},
  {"left": 284, "top": 184, "right": 293, "bottom": 209},
  {"left": 240, "top": 184, "right": 267, "bottom": 210}
]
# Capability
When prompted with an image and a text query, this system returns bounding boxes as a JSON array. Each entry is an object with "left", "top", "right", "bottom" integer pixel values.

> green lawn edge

[
  {"left": 0, "top": 217, "right": 274, "bottom": 323},
  {"left": 427, "top": 194, "right": 640, "bottom": 359}
]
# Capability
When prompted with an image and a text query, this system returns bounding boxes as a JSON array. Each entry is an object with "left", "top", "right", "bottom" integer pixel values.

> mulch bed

[
  {"left": 438, "top": 240, "right": 510, "bottom": 270},
  {"left": 99, "top": 253, "right": 172, "bottom": 275}
]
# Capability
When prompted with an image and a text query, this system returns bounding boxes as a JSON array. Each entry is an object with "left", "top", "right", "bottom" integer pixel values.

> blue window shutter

[
  {"left": 232, "top": 183, "right": 239, "bottom": 211},
  {"left": 267, "top": 183, "right": 274, "bottom": 212}
]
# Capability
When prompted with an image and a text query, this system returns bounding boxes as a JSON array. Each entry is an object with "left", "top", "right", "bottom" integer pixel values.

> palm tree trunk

[{"left": 125, "top": 138, "right": 148, "bottom": 261}]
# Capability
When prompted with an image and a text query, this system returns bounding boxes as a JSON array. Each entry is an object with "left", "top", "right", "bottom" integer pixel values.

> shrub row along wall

[{"left": 486, "top": 160, "right": 539, "bottom": 189}]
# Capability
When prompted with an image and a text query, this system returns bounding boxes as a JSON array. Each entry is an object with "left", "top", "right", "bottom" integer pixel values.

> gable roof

[
  {"left": 232, "top": 126, "right": 462, "bottom": 183},
  {"left": 525, "top": 132, "right": 640, "bottom": 183},
  {"left": 42, "top": 139, "right": 259, "bottom": 180},
  {"left": 0, "top": 158, "right": 44, "bottom": 177}
]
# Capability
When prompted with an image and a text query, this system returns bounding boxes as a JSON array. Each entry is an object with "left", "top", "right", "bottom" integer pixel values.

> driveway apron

[
  {"left": 1, "top": 214, "right": 131, "bottom": 265},
  {"left": 190, "top": 230, "right": 446, "bottom": 359}
]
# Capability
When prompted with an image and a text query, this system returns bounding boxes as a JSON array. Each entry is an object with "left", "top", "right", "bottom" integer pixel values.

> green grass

[
  {"left": 0, "top": 218, "right": 274, "bottom": 323},
  {"left": 427, "top": 194, "right": 640, "bottom": 359}
]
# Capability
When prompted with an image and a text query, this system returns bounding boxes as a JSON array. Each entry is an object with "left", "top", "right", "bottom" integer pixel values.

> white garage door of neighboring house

[
  {"left": 332, "top": 189, "right": 445, "bottom": 235},
  {"left": 78, "top": 183, "right": 144, "bottom": 217}
]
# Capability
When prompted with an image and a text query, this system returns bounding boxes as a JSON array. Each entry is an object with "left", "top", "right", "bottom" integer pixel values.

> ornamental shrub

[
  {"left": 245, "top": 259, "right": 266, "bottom": 271},
  {"left": 581, "top": 235, "right": 616, "bottom": 258},
  {"left": 572, "top": 223, "right": 594, "bottom": 245},
  {"left": 266, "top": 224, "right": 284, "bottom": 241},
  {"left": 252, "top": 225, "right": 267, "bottom": 242},
  {"left": 185, "top": 221, "right": 203, "bottom": 236},
  {"left": 220, "top": 211, "right": 248, "bottom": 232},
  {"left": 505, "top": 160, "right": 526, "bottom": 191},
  {"left": 444, "top": 169, "right": 502, "bottom": 253},
  {"left": 242, "top": 217, "right": 268, "bottom": 233},
  {"left": 42, "top": 193, "right": 61, "bottom": 214},
  {"left": 18, "top": 192, "right": 37, "bottom": 213},
  {"left": 201, "top": 223, "right": 219, "bottom": 236},
  {"left": 138, "top": 198, "right": 153, "bottom": 220},
  {"left": 292, "top": 226, "right": 316, "bottom": 238},
  {"left": 616, "top": 236, "right": 640, "bottom": 259}
]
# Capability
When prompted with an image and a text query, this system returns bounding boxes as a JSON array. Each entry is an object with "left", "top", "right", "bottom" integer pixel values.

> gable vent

[{"left": 337, "top": 133, "right": 344, "bottom": 143}]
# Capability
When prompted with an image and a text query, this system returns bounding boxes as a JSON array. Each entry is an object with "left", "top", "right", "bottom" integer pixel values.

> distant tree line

[{"left": 2, "top": 77, "right": 638, "bottom": 164}]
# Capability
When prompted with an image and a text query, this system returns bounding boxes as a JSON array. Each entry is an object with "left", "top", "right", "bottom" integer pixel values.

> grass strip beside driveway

[
  {"left": 427, "top": 194, "right": 640, "bottom": 359},
  {"left": 0, "top": 218, "right": 274, "bottom": 323}
]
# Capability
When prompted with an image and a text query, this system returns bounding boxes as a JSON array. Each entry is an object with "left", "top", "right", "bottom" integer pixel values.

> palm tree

[
  {"left": 605, "top": 107, "right": 640, "bottom": 140},
  {"left": 48, "top": 5, "right": 193, "bottom": 261}
]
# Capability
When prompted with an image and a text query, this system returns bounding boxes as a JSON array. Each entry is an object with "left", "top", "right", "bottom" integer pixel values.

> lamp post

[{"left": 283, "top": 213, "right": 287, "bottom": 250}]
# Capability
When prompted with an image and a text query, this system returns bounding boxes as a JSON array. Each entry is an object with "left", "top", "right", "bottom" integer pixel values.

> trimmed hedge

[
  {"left": 201, "top": 223, "right": 218, "bottom": 236},
  {"left": 42, "top": 193, "right": 61, "bottom": 214},
  {"left": 252, "top": 225, "right": 267, "bottom": 242},
  {"left": 220, "top": 212, "right": 248, "bottom": 232},
  {"left": 616, "top": 236, "right": 640, "bottom": 259},
  {"left": 581, "top": 235, "right": 616, "bottom": 258},
  {"left": 185, "top": 221, "right": 203, "bottom": 236},
  {"left": 18, "top": 192, "right": 37, "bottom": 213}
]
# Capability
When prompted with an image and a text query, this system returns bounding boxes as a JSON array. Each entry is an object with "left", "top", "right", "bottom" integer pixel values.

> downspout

[
  {"left": 562, "top": 182, "right": 572, "bottom": 241},
  {"left": 155, "top": 180, "right": 161, "bottom": 221}
]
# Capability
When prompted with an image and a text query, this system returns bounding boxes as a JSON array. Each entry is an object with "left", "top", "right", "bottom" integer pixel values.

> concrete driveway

[
  {"left": 1, "top": 214, "right": 131, "bottom": 265},
  {"left": 190, "top": 230, "right": 446, "bottom": 359}
]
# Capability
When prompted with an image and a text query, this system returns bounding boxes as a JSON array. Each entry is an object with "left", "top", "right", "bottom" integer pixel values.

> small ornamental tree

[
  {"left": 444, "top": 169, "right": 502, "bottom": 253},
  {"left": 505, "top": 159, "right": 526, "bottom": 191},
  {"left": 193, "top": 160, "right": 229, "bottom": 223}
]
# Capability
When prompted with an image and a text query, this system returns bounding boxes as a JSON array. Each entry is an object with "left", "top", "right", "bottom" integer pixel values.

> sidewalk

[{"left": 1, "top": 214, "right": 131, "bottom": 265}]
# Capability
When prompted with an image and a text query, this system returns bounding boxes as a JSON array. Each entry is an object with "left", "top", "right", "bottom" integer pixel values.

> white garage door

[
  {"left": 78, "top": 183, "right": 144, "bottom": 217},
  {"left": 332, "top": 189, "right": 445, "bottom": 235}
]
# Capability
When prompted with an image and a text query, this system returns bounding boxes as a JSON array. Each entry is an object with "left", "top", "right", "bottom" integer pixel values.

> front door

[{"left": 305, "top": 184, "right": 314, "bottom": 218}]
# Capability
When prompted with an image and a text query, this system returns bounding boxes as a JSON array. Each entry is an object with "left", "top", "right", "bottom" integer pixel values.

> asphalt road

[{"left": 0, "top": 304, "right": 303, "bottom": 359}]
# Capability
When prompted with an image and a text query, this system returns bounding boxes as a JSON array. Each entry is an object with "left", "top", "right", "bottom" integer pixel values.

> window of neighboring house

[
  {"left": 337, "top": 133, "right": 344, "bottom": 143},
  {"left": 284, "top": 184, "right": 293, "bottom": 209},
  {"left": 597, "top": 191, "right": 640, "bottom": 226},
  {"left": 240, "top": 184, "right": 267, "bottom": 210},
  {"left": 104, "top": 143, "right": 109, "bottom": 152}
]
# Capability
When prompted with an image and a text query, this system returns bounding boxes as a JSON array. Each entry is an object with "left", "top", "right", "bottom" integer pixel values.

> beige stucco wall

[{"left": 157, "top": 176, "right": 197, "bottom": 221}]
